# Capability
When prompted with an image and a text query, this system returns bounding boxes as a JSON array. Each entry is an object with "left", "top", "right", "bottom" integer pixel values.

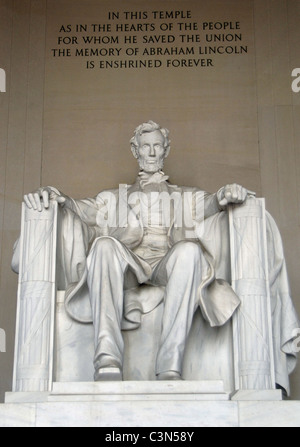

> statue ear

[{"left": 131, "top": 144, "right": 139, "bottom": 159}]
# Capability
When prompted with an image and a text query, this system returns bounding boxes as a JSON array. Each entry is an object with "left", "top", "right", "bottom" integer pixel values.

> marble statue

[{"left": 15, "top": 121, "right": 298, "bottom": 394}]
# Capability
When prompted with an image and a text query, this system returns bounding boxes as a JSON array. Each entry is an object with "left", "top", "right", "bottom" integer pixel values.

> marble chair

[{"left": 10, "top": 198, "right": 285, "bottom": 400}]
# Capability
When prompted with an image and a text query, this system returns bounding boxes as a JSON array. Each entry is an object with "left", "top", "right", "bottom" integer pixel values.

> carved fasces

[
  {"left": 13, "top": 203, "right": 58, "bottom": 392},
  {"left": 229, "top": 198, "right": 276, "bottom": 391}
]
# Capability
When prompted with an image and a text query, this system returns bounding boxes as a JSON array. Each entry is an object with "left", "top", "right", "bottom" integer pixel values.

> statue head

[{"left": 130, "top": 121, "right": 171, "bottom": 173}]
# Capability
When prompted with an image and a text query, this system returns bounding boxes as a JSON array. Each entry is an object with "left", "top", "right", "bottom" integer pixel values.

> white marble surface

[
  {"left": 49, "top": 380, "right": 230, "bottom": 402},
  {"left": 232, "top": 389, "right": 282, "bottom": 401},
  {"left": 239, "top": 401, "right": 300, "bottom": 427},
  {"left": 5, "top": 392, "right": 49, "bottom": 404},
  {"left": 0, "top": 403, "right": 36, "bottom": 427},
  {"left": 1, "top": 400, "right": 300, "bottom": 427},
  {"left": 5, "top": 381, "right": 230, "bottom": 403},
  {"left": 229, "top": 199, "right": 276, "bottom": 391},
  {"left": 51, "top": 380, "right": 226, "bottom": 395},
  {"left": 0, "top": 401, "right": 238, "bottom": 427},
  {"left": 13, "top": 202, "right": 58, "bottom": 392}
]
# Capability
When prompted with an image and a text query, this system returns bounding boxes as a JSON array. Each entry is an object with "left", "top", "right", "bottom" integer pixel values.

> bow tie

[{"left": 138, "top": 171, "right": 170, "bottom": 188}]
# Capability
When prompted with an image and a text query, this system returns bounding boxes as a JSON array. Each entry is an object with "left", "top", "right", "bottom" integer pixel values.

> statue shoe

[
  {"left": 157, "top": 371, "right": 183, "bottom": 381},
  {"left": 94, "top": 367, "right": 123, "bottom": 382}
]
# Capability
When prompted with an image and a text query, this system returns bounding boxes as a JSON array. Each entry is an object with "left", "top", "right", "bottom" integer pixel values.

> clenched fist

[{"left": 217, "top": 184, "right": 255, "bottom": 207}]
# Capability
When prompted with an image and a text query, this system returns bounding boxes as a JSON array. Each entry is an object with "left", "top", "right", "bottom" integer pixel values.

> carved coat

[{"left": 62, "top": 178, "right": 241, "bottom": 328}]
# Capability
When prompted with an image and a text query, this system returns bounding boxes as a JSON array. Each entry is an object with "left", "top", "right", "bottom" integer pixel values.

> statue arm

[
  {"left": 203, "top": 192, "right": 224, "bottom": 218},
  {"left": 62, "top": 196, "right": 100, "bottom": 227}
]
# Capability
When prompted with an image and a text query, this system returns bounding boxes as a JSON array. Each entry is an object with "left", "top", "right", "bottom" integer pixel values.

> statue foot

[
  {"left": 94, "top": 367, "right": 123, "bottom": 382},
  {"left": 157, "top": 371, "right": 183, "bottom": 381}
]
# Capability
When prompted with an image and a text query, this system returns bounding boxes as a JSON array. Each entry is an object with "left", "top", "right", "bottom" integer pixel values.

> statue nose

[{"left": 149, "top": 146, "right": 156, "bottom": 157}]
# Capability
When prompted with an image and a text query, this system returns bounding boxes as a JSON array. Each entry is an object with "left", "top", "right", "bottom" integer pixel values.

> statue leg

[
  {"left": 86, "top": 237, "right": 131, "bottom": 380},
  {"left": 151, "top": 241, "right": 208, "bottom": 379}
]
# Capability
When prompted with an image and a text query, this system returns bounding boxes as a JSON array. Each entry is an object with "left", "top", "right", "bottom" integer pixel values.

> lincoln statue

[{"left": 21, "top": 121, "right": 298, "bottom": 389}]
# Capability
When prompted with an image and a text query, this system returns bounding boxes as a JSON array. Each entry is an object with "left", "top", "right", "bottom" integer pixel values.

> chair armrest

[
  {"left": 229, "top": 198, "right": 277, "bottom": 396},
  {"left": 13, "top": 202, "right": 58, "bottom": 392}
]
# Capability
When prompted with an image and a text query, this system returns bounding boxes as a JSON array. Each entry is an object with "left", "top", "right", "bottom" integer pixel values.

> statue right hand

[{"left": 23, "top": 187, "right": 66, "bottom": 211}]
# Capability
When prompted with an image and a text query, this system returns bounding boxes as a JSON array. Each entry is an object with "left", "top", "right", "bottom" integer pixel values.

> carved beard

[{"left": 137, "top": 156, "right": 166, "bottom": 173}]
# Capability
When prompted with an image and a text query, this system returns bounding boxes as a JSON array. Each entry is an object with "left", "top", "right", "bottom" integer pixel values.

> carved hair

[{"left": 130, "top": 121, "right": 170, "bottom": 158}]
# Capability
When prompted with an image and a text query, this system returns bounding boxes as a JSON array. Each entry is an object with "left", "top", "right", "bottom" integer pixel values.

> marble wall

[{"left": 0, "top": 0, "right": 299, "bottom": 402}]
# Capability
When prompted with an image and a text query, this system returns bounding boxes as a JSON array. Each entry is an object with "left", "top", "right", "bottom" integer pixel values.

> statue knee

[
  {"left": 90, "top": 237, "right": 119, "bottom": 259},
  {"left": 87, "top": 237, "right": 124, "bottom": 278},
  {"left": 173, "top": 241, "right": 202, "bottom": 263}
]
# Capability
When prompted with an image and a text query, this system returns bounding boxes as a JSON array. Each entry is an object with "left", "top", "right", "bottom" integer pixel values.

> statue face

[{"left": 136, "top": 130, "right": 167, "bottom": 173}]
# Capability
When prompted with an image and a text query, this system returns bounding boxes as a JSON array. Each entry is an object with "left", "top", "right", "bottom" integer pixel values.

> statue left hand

[{"left": 218, "top": 184, "right": 254, "bottom": 207}]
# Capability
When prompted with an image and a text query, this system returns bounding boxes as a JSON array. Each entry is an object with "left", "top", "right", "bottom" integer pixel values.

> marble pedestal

[{"left": 0, "top": 384, "right": 299, "bottom": 427}]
